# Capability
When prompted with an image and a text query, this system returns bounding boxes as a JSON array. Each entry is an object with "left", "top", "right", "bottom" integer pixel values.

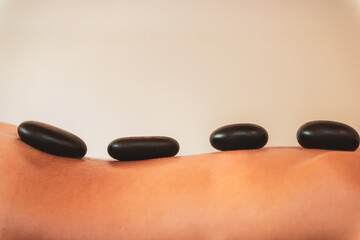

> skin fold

[{"left": 1, "top": 122, "right": 360, "bottom": 240}]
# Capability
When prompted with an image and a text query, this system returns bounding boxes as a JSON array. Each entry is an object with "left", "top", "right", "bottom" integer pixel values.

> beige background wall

[{"left": 0, "top": 0, "right": 359, "bottom": 159}]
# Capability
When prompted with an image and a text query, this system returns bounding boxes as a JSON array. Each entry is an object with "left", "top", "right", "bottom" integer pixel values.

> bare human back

[{"left": 1, "top": 122, "right": 360, "bottom": 240}]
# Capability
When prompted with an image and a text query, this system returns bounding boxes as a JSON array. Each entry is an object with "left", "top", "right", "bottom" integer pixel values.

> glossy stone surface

[
  {"left": 297, "top": 120, "right": 359, "bottom": 151},
  {"left": 18, "top": 121, "right": 87, "bottom": 158},
  {"left": 210, "top": 123, "right": 268, "bottom": 151},
  {"left": 108, "top": 136, "right": 180, "bottom": 161}
]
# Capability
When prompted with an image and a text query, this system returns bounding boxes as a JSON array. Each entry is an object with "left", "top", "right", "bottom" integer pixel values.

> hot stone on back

[
  {"left": 18, "top": 121, "right": 87, "bottom": 158},
  {"left": 297, "top": 120, "right": 359, "bottom": 151},
  {"left": 210, "top": 123, "right": 268, "bottom": 151}
]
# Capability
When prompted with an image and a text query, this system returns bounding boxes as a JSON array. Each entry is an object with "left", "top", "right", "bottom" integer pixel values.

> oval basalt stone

[
  {"left": 107, "top": 136, "right": 180, "bottom": 161},
  {"left": 297, "top": 120, "right": 359, "bottom": 151},
  {"left": 210, "top": 123, "right": 268, "bottom": 151},
  {"left": 18, "top": 121, "right": 87, "bottom": 158}
]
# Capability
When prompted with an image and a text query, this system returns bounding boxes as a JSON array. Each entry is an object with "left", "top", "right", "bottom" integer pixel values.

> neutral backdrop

[{"left": 0, "top": 0, "right": 359, "bottom": 159}]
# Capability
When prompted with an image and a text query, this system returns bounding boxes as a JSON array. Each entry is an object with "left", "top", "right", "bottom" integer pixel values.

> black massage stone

[
  {"left": 18, "top": 121, "right": 87, "bottom": 158},
  {"left": 297, "top": 120, "right": 359, "bottom": 151},
  {"left": 210, "top": 123, "right": 268, "bottom": 151},
  {"left": 107, "top": 136, "right": 180, "bottom": 161}
]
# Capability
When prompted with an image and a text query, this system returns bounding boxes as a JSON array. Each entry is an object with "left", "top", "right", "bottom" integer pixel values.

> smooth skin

[{"left": 1, "top": 122, "right": 360, "bottom": 240}]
